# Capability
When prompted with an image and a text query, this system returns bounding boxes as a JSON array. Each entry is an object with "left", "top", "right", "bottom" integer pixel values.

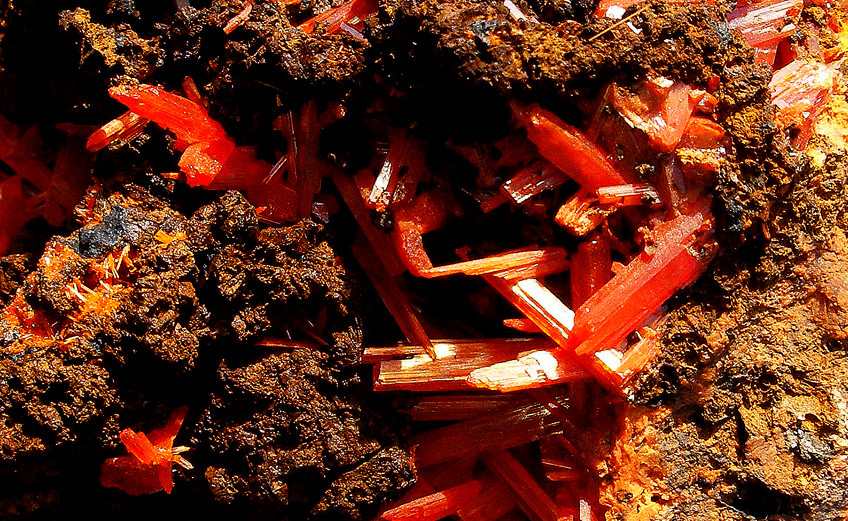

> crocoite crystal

[
  {"left": 0, "top": 115, "right": 91, "bottom": 253},
  {"left": 513, "top": 102, "right": 630, "bottom": 191},
  {"left": 86, "top": 110, "right": 148, "bottom": 152},
  {"left": 727, "top": 0, "right": 802, "bottom": 49},
  {"left": 100, "top": 407, "right": 192, "bottom": 495},
  {"left": 297, "top": 0, "right": 378, "bottom": 34},
  {"left": 102, "top": 84, "right": 348, "bottom": 223},
  {"left": 769, "top": 58, "right": 840, "bottom": 149},
  {"left": 609, "top": 76, "right": 696, "bottom": 153},
  {"left": 570, "top": 233, "right": 612, "bottom": 308},
  {"left": 372, "top": 337, "right": 587, "bottom": 392},
  {"left": 109, "top": 84, "right": 230, "bottom": 146},
  {"left": 380, "top": 480, "right": 484, "bottom": 521},
  {"left": 360, "top": 129, "right": 427, "bottom": 212},
  {"left": 499, "top": 160, "right": 570, "bottom": 206},
  {"left": 108, "top": 84, "right": 235, "bottom": 186},
  {"left": 0, "top": 178, "right": 32, "bottom": 255},
  {"left": 570, "top": 198, "right": 717, "bottom": 389}
]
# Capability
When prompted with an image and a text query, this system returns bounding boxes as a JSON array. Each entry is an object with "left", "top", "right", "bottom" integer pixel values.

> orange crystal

[{"left": 100, "top": 407, "right": 192, "bottom": 495}]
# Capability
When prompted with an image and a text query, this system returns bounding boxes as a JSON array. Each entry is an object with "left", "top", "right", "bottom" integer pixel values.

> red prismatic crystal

[
  {"left": 372, "top": 338, "right": 568, "bottom": 392},
  {"left": 570, "top": 233, "right": 612, "bottom": 308},
  {"left": 569, "top": 198, "right": 717, "bottom": 390},
  {"left": 86, "top": 110, "right": 148, "bottom": 152},
  {"left": 298, "top": 0, "right": 378, "bottom": 34},
  {"left": 482, "top": 450, "right": 560, "bottom": 521},
  {"left": 380, "top": 480, "right": 485, "bottom": 521},
  {"left": 103, "top": 85, "right": 324, "bottom": 216},
  {"left": 420, "top": 247, "right": 568, "bottom": 279},
  {"left": 0, "top": 177, "right": 35, "bottom": 255},
  {"left": 108, "top": 84, "right": 236, "bottom": 186},
  {"left": 595, "top": 183, "right": 661, "bottom": 207},
  {"left": 391, "top": 189, "right": 456, "bottom": 276},
  {"left": 727, "top": 0, "right": 802, "bottom": 49},
  {"left": 413, "top": 396, "right": 563, "bottom": 469},
  {"left": 108, "top": 84, "right": 229, "bottom": 146},
  {"left": 513, "top": 103, "right": 629, "bottom": 191},
  {"left": 474, "top": 200, "right": 717, "bottom": 393},
  {"left": 100, "top": 407, "right": 192, "bottom": 495},
  {"left": 500, "top": 160, "right": 571, "bottom": 206},
  {"left": 769, "top": 58, "right": 840, "bottom": 149},
  {"left": 610, "top": 77, "right": 696, "bottom": 153}
]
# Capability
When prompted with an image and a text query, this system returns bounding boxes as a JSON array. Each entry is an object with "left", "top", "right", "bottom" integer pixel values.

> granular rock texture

[
  {"left": 195, "top": 350, "right": 414, "bottom": 520},
  {"left": 0, "top": 185, "right": 413, "bottom": 519},
  {"left": 595, "top": 105, "right": 848, "bottom": 521},
  {"left": 0, "top": 254, "right": 33, "bottom": 306}
]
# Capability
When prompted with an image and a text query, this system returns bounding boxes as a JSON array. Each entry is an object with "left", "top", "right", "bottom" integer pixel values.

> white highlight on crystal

[
  {"left": 432, "top": 342, "right": 458, "bottom": 359},
  {"left": 513, "top": 278, "right": 575, "bottom": 332},
  {"left": 504, "top": 0, "right": 528, "bottom": 21},
  {"left": 397, "top": 342, "right": 456, "bottom": 370},
  {"left": 369, "top": 157, "right": 393, "bottom": 204},
  {"left": 728, "top": 0, "right": 798, "bottom": 32},
  {"left": 520, "top": 350, "right": 561, "bottom": 381},
  {"left": 580, "top": 499, "right": 592, "bottom": 521},
  {"left": 654, "top": 76, "right": 674, "bottom": 89},
  {"left": 340, "top": 22, "right": 367, "bottom": 42},
  {"left": 596, "top": 349, "right": 624, "bottom": 371},
  {"left": 605, "top": 5, "right": 626, "bottom": 19}
]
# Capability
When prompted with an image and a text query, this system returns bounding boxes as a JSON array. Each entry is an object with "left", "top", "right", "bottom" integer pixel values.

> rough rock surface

[
  {"left": 592, "top": 87, "right": 848, "bottom": 521},
  {"left": 0, "top": 185, "right": 413, "bottom": 519}
]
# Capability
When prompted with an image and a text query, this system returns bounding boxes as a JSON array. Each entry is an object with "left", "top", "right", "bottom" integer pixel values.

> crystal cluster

[{"left": 0, "top": 115, "right": 91, "bottom": 254}]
